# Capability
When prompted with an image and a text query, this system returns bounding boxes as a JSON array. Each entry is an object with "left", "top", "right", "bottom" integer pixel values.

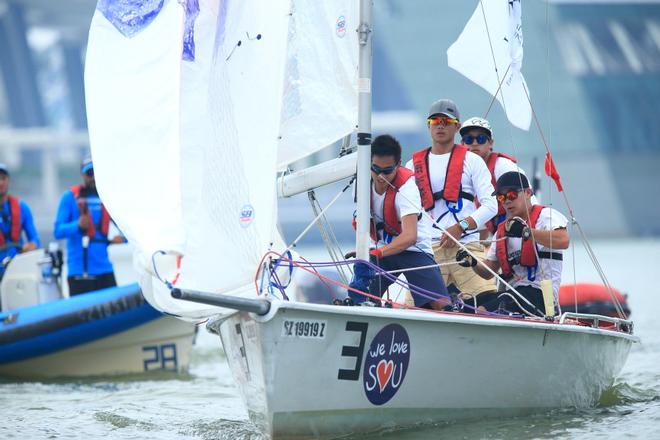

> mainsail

[
  {"left": 447, "top": 0, "right": 532, "bottom": 131},
  {"left": 85, "top": 0, "right": 358, "bottom": 319}
]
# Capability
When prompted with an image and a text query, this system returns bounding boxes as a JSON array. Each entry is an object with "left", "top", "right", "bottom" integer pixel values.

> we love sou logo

[{"left": 363, "top": 324, "right": 410, "bottom": 405}]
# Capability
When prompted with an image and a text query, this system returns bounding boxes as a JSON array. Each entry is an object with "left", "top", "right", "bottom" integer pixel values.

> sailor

[
  {"left": 459, "top": 116, "right": 536, "bottom": 238},
  {"left": 54, "top": 157, "right": 125, "bottom": 296},
  {"left": 457, "top": 171, "right": 569, "bottom": 316},
  {"left": 0, "top": 163, "right": 40, "bottom": 278},
  {"left": 405, "top": 99, "right": 498, "bottom": 305},
  {"left": 347, "top": 134, "right": 449, "bottom": 309}
]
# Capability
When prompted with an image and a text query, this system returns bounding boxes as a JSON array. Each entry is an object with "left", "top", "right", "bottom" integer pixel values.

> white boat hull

[
  {"left": 209, "top": 302, "right": 636, "bottom": 438},
  {"left": 0, "top": 316, "right": 196, "bottom": 378}
]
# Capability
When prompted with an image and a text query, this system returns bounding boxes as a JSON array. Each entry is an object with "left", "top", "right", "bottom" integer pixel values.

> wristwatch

[
  {"left": 459, "top": 219, "right": 470, "bottom": 232},
  {"left": 522, "top": 226, "right": 532, "bottom": 241}
]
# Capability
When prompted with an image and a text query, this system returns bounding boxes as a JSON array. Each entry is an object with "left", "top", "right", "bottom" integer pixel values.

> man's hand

[
  {"left": 21, "top": 242, "right": 37, "bottom": 253},
  {"left": 504, "top": 217, "right": 529, "bottom": 238},
  {"left": 455, "top": 248, "right": 477, "bottom": 267},
  {"left": 369, "top": 248, "right": 384, "bottom": 259},
  {"left": 439, "top": 223, "right": 463, "bottom": 248},
  {"left": 78, "top": 214, "right": 90, "bottom": 231},
  {"left": 110, "top": 235, "right": 126, "bottom": 244},
  {"left": 344, "top": 250, "right": 356, "bottom": 259}
]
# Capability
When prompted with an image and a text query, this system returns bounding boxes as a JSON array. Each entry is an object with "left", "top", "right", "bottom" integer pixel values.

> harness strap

[
  {"left": 432, "top": 190, "right": 475, "bottom": 203},
  {"left": 0, "top": 195, "right": 22, "bottom": 247},
  {"left": 537, "top": 251, "right": 563, "bottom": 261}
]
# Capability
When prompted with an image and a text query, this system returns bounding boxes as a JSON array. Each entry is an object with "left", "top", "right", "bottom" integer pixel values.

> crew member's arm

[
  {"left": 20, "top": 201, "right": 40, "bottom": 252},
  {"left": 374, "top": 214, "right": 417, "bottom": 258},
  {"left": 530, "top": 227, "right": 569, "bottom": 249},
  {"left": 440, "top": 154, "right": 497, "bottom": 248},
  {"left": 514, "top": 208, "right": 570, "bottom": 249},
  {"left": 108, "top": 221, "right": 127, "bottom": 244},
  {"left": 54, "top": 192, "right": 82, "bottom": 239},
  {"left": 473, "top": 258, "right": 499, "bottom": 280},
  {"left": 456, "top": 236, "right": 500, "bottom": 279}
]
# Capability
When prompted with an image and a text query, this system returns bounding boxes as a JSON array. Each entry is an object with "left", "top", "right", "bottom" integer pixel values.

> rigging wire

[
  {"left": 477, "top": 1, "right": 551, "bottom": 286},
  {"left": 308, "top": 188, "right": 353, "bottom": 284},
  {"left": 282, "top": 177, "right": 355, "bottom": 254},
  {"left": 476, "top": 0, "right": 626, "bottom": 317},
  {"left": 520, "top": 83, "right": 626, "bottom": 319}
]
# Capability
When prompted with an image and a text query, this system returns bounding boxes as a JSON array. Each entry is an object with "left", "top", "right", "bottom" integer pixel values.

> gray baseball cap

[
  {"left": 428, "top": 99, "right": 460, "bottom": 121},
  {"left": 0, "top": 163, "right": 8, "bottom": 176}
]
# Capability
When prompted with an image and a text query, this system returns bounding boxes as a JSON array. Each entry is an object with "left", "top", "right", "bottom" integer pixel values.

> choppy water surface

[{"left": 1, "top": 239, "right": 659, "bottom": 439}]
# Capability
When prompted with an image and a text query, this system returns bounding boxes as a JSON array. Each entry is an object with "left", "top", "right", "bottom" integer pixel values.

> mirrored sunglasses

[
  {"left": 462, "top": 134, "right": 490, "bottom": 145},
  {"left": 427, "top": 116, "right": 459, "bottom": 126},
  {"left": 495, "top": 190, "right": 521, "bottom": 203}
]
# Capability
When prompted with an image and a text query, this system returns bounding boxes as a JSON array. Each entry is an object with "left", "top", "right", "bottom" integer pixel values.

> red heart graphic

[{"left": 376, "top": 359, "right": 393, "bottom": 392}]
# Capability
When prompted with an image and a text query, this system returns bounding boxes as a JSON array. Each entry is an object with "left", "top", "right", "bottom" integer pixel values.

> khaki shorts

[{"left": 432, "top": 241, "right": 495, "bottom": 296}]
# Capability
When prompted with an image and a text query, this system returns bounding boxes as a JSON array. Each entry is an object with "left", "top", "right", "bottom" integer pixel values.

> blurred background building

[{"left": 0, "top": 0, "right": 659, "bottom": 244}]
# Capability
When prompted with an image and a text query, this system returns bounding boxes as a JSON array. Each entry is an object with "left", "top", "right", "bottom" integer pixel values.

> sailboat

[
  {"left": 84, "top": 0, "right": 637, "bottom": 437},
  {"left": 0, "top": 246, "right": 196, "bottom": 378}
]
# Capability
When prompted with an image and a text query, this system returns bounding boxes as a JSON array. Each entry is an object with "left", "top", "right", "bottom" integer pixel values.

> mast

[{"left": 355, "top": 0, "right": 373, "bottom": 260}]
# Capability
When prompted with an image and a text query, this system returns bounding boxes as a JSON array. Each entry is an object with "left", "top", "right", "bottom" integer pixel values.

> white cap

[{"left": 459, "top": 117, "right": 492, "bottom": 137}]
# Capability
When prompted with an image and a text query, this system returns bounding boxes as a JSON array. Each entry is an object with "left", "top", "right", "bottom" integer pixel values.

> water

[{"left": 2, "top": 239, "right": 659, "bottom": 439}]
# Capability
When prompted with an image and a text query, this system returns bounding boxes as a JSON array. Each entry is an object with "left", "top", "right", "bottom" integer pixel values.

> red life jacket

[
  {"left": 496, "top": 204, "right": 544, "bottom": 277},
  {"left": 484, "top": 152, "right": 518, "bottom": 233},
  {"left": 412, "top": 145, "right": 471, "bottom": 212},
  {"left": 70, "top": 185, "right": 111, "bottom": 238},
  {"left": 0, "top": 195, "right": 22, "bottom": 247},
  {"left": 370, "top": 167, "right": 414, "bottom": 241}
]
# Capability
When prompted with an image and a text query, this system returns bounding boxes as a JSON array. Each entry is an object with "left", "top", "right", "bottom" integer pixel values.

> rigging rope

[
  {"left": 257, "top": 250, "right": 546, "bottom": 318},
  {"left": 476, "top": 0, "right": 626, "bottom": 318}
]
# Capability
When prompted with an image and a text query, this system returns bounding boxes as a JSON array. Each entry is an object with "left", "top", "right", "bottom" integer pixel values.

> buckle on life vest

[
  {"left": 527, "top": 262, "right": 538, "bottom": 282},
  {"left": 446, "top": 197, "right": 463, "bottom": 214}
]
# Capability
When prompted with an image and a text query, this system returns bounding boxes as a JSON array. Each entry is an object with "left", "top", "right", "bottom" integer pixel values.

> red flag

[{"left": 544, "top": 152, "right": 563, "bottom": 192}]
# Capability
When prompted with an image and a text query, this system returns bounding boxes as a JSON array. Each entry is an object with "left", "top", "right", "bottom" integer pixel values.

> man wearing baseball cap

[
  {"left": 405, "top": 99, "right": 498, "bottom": 301},
  {"left": 456, "top": 171, "right": 569, "bottom": 316},
  {"left": 54, "top": 156, "right": 125, "bottom": 295},
  {"left": 0, "top": 163, "right": 40, "bottom": 278},
  {"left": 459, "top": 116, "right": 536, "bottom": 238}
]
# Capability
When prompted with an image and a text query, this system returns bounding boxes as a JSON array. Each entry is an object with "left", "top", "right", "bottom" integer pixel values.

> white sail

[
  {"left": 86, "top": 0, "right": 291, "bottom": 319},
  {"left": 447, "top": 0, "right": 531, "bottom": 131},
  {"left": 277, "top": 0, "right": 359, "bottom": 168},
  {"left": 85, "top": 0, "right": 186, "bottom": 261}
]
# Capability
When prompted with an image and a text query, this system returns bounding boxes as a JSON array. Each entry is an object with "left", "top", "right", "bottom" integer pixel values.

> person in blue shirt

[
  {"left": 0, "top": 163, "right": 40, "bottom": 278},
  {"left": 54, "top": 157, "right": 124, "bottom": 296}
]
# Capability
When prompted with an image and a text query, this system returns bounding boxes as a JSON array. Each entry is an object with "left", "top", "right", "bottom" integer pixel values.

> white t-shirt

[
  {"left": 371, "top": 178, "right": 433, "bottom": 254},
  {"left": 486, "top": 207, "right": 569, "bottom": 295},
  {"left": 405, "top": 149, "right": 497, "bottom": 244}
]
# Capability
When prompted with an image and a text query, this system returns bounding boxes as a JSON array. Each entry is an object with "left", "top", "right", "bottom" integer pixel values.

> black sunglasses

[{"left": 370, "top": 164, "right": 397, "bottom": 175}]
